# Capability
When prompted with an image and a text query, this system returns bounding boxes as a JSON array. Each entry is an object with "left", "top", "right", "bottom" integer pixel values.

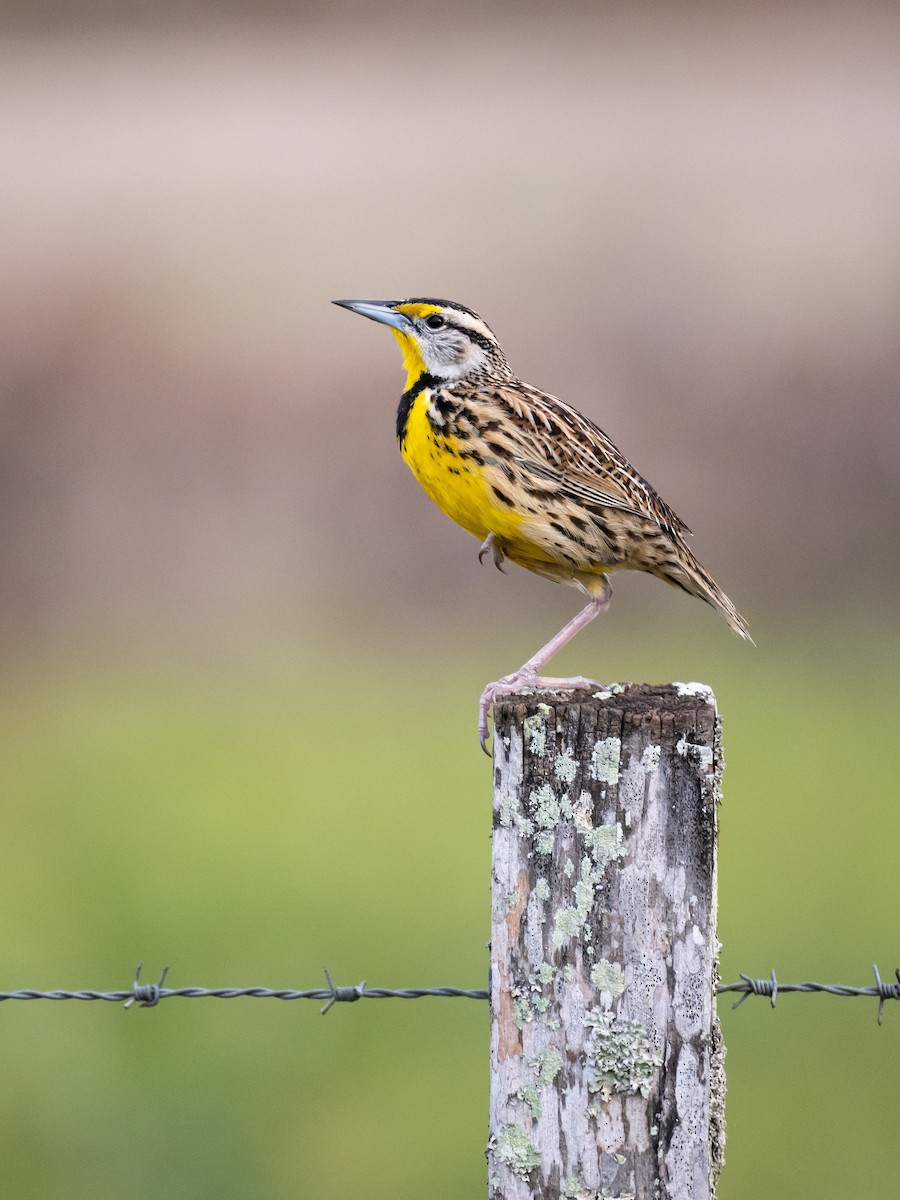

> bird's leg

[
  {"left": 478, "top": 579, "right": 612, "bottom": 754},
  {"left": 478, "top": 531, "right": 507, "bottom": 573}
]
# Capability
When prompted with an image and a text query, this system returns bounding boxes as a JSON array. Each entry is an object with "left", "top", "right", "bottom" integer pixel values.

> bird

[{"left": 333, "top": 297, "right": 751, "bottom": 752}]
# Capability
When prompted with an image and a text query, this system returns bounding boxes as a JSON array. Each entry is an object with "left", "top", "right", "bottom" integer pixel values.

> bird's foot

[
  {"left": 477, "top": 532, "right": 507, "bottom": 573},
  {"left": 478, "top": 669, "right": 602, "bottom": 755}
]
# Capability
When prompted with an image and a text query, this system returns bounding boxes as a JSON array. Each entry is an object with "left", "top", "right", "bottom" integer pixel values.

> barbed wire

[
  {"left": 1, "top": 962, "right": 898, "bottom": 1023},
  {"left": 0, "top": 964, "right": 491, "bottom": 1015},
  {"left": 718, "top": 965, "right": 900, "bottom": 1025}
]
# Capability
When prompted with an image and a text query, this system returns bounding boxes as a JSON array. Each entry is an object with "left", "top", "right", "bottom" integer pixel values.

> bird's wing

[{"left": 497, "top": 383, "right": 692, "bottom": 537}]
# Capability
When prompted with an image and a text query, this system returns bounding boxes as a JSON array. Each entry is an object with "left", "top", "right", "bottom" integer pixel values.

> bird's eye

[{"left": 425, "top": 314, "right": 446, "bottom": 330}]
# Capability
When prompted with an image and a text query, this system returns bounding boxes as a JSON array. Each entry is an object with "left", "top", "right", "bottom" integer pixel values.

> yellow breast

[{"left": 400, "top": 394, "right": 526, "bottom": 545}]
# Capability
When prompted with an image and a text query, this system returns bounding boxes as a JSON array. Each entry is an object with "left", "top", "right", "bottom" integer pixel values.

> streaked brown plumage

[{"left": 334, "top": 297, "right": 751, "bottom": 749}]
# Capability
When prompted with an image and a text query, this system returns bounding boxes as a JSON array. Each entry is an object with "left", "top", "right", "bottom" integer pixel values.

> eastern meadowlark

[{"left": 334, "top": 297, "right": 751, "bottom": 751}]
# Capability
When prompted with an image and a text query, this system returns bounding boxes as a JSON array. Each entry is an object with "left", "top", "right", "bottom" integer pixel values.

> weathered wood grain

[{"left": 487, "top": 683, "right": 724, "bottom": 1200}]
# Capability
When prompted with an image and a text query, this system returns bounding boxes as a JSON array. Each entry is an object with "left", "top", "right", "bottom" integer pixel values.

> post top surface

[{"left": 493, "top": 681, "right": 717, "bottom": 718}]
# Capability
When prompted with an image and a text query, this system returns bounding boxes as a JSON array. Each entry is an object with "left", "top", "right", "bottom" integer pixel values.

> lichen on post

[{"left": 487, "top": 684, "right": 724, "bottom": 1200}]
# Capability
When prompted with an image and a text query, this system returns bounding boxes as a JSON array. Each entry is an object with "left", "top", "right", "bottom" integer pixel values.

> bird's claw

[
  {"left": 478, "top": 669, "right": 540, "bottom": 756},
  {"left": 478, "top": 532, "right": 507, "bottom": 573},
  {"left": 478, "top": 670, "right": 603, "bottom": 756}
]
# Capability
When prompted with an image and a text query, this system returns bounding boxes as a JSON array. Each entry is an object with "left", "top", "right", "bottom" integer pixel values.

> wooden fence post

[{"left": 487, "top": 684, "right": 724, "bottom": 1200}]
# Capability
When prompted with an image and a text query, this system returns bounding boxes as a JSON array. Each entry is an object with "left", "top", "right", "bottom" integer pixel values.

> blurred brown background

[{"left": 2, "top": 1, "right": 898, "bottom": 657}]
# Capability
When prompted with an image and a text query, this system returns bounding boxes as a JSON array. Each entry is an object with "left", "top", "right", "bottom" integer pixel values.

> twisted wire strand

[
  {"left": 0, "top": 964, "right": 491, "bottom": 1015},
  {"left": 718, "top": 964, "right": 900, "bottom": 1024},
  {"left": 2, "top": 964, "right": 898, "bottom": 1022}
]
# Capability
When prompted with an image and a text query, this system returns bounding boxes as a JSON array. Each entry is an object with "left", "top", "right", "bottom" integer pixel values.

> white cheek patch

[{"left": 422, "top": 333, "right": 487, "bottom": 380}]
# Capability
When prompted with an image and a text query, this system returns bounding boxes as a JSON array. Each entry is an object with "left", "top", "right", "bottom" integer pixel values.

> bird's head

[{"left": 333, "top": 297, "right": 510, "bottom": 388}]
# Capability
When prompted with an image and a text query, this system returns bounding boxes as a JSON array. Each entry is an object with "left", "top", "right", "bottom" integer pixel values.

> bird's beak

[{"left": 332, "top": 299, "right": 414, "bottom": 333}]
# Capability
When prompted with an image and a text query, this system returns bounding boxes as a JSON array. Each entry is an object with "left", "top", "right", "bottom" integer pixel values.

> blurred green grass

[{"left": 1, "top": 622, "right": 898, "bottom": 1198}]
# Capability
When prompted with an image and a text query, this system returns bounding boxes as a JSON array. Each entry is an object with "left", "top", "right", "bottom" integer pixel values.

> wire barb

[
  {"left": 872, "top": 964, "right": 900, "bottom": 1026},
  {"left": 320, "top": 968, "right": 367, "bottom": 1015},
  {"left": 124, "top": 961, "right": 169, "bottom": 1010},
  {"left": 729, "top": 969, "right": 778, "bottom": 1009}
]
